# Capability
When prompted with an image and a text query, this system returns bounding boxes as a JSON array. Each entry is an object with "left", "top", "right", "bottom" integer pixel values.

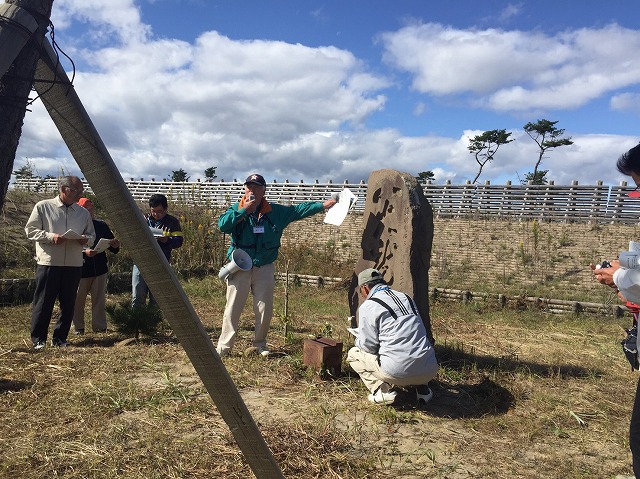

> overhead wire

[{"left": 0, "top": 12, "right": 77, "bottom": 110}]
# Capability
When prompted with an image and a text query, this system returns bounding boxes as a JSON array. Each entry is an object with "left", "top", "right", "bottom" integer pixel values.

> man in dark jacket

[
  {"left": 73, "top": 198, "right": 120, "bottom": 333},
  {"left": 132, "top": 194, "right": 183, "bottom": 307}
]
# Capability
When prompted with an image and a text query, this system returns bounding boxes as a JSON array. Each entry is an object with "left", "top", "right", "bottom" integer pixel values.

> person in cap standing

[
  {"left": 72, "top": 198, "right": 121, "bottom": 334},
  {"left": 347, "top": 268, "right": 439, "bottom": 405},
  {"left": 216, "top": 173, "right": 336, "bottom": 357},
  {"left": 25, "top": 176, "right": 95, "bottom": 349}
]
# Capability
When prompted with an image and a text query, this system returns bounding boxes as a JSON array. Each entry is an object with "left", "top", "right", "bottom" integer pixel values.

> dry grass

[{"left": 0, "top": 278, "right": 637, "bottom": 478}]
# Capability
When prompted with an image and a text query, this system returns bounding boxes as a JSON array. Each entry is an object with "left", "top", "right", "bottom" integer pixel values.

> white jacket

[
  {"left": 614, "top": 268, "right": 640, "bottom": 305},
  {"left": 25, "top": 196, "right": 95, "bottom": 267},
  {"left": 355, "top": 284, "right": 438, "bottom": 379}
]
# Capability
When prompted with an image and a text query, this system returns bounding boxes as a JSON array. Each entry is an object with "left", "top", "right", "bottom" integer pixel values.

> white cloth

[
  {"left": 614, "top": 268, "right": 640, "bottom": 304},
  {"left": 25, "top": 196, "right": 95, "bottom": 267}
]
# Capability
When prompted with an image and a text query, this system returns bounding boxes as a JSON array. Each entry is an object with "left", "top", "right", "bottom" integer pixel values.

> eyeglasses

[
  {"left": 628, "top": 186, "right": 640, "bottom": 198},
  {"left": 64, "top": 185, "right": 83, "bottom": 194}
]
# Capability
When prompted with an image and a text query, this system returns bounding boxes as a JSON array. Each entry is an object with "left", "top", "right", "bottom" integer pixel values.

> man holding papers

[
  {"left": 132, "top": 194, "right": 183, "bottom": 307},
  {"left": 72, "top": 198, "right": 120, "bottom": 334},
  {"left": 25, "top": 176, "right": 95, "bottom": 349}
]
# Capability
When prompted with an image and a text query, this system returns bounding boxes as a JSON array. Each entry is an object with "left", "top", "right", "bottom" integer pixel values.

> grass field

[{"left": 0, "top": 277, "right": 638, "bottom": 478}]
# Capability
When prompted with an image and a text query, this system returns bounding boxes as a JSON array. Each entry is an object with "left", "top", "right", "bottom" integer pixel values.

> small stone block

[{"left": 303, "top": 337, "right": 343, "bottom": 376}]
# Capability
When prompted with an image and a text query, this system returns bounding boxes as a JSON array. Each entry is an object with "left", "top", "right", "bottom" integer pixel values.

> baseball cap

[
  {"left": 77, "top": 197, "right": 93, "bottom": 208},
  {"left": 357, "top": 268, "right": 384, "bottom": 287},
  {"left": 244, "top": 174, "right": 266, "bottom": 187}
]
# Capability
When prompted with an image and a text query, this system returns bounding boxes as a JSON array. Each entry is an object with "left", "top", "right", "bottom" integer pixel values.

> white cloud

[
  {"left": 20, "top": 24, "right": 389, "bottom": 182},
  {"left": 52, "top": 0, "right": 150, "bottom": 45},
  {"left": 611, "top": 93, "right": 640, "bottom": 114},
  {"left": 381, "top": 23, "right": 640, "bottom": 113},
  {"left": 498, "top": 3, "right": 524, "bottom": 23},
  {"left": 12, "top": 4, "right": 640, "bottom": 188}
]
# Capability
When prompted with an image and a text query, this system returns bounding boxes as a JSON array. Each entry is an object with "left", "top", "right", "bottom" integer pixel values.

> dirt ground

[{"left": 0, "top": 268, "right": 638, "bottom": 478}]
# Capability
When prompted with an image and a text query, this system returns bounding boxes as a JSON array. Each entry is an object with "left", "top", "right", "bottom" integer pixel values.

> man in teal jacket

[{"left": 216, "top": 173, "right": 336, "bottom": 357}]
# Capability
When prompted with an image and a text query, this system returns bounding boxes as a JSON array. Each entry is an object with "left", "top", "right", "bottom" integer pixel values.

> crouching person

[{"left": 347, "top": 268, "right": 439, "bottom": 405}]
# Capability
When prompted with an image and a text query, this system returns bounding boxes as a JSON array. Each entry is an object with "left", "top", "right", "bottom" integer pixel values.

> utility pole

[{"left": 0, "top": 0, "right": 54, "bottom": 208}]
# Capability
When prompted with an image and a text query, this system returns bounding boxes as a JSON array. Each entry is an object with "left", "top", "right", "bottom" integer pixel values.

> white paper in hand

[
  {"left": 149, "top": 227, "right": 165, "bottom": 237},
  {"left": 62, "top": 229, "right": 85, "bottom": 240},
  {"left": 92, "top": 238, "right": 113, "bottom": 254},
  {"left": 324, "top": 188, "right": 357, "bottom": 226}
]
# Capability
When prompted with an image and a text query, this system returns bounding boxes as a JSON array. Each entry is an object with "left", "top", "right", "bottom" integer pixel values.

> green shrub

[{"left": 106, "top": 301, "right": 164, "bottom": 339}]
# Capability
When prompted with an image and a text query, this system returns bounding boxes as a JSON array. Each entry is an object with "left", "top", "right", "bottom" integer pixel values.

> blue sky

[{"left": 12, "top": 0, "right": 640, "bottom": 186}]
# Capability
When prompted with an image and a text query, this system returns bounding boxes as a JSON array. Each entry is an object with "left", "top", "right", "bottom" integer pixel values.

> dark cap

[
  {"left": 357, "top": 268, "right": 385, "bottom": 287},
  {"left": 244, "top": 174, "right": 266, "bottom": 187}
]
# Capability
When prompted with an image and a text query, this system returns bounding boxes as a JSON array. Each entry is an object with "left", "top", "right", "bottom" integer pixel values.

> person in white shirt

[
  {"left": 25, "top": 176, "right": 95, "bottom": 349},
  {"left": 347, "top": 268, "right": 439, "bottom": 405}
]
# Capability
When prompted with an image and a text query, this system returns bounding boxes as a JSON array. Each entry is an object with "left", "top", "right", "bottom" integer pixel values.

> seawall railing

[{"left": 11, "top": 178, "right": 640, "bottom": 223}]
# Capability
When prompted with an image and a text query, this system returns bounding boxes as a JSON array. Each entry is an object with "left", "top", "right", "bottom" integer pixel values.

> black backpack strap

[
  {"left": 368, "top": 297, "right": 398, "bottom": 319},
  {"left": 368, "top": 292, "right": 419, "bottom": 319},
  {"left": 404, "top": 293, "right": 418, "bottom": 316}
]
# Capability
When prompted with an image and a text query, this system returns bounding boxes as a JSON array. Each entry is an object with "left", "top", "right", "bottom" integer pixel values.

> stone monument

[{"left": 349, "top": 169, "right": 435, "bottom": 343}]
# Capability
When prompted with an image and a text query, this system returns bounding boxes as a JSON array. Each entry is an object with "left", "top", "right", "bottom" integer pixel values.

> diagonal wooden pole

[
  {"left": 0, "top": 3, "right": 38, "bottom": 77},
  {"left": 0, "top": 0, "right": 51, "bottom": 209},
  {"left": 34, "top": 38, "right": 284, "bottom": 479}
]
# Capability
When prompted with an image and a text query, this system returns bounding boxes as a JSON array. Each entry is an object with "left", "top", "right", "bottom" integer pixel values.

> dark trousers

[
  {"left": 31, "top": 265, "right": 82, "bottom": 344},
  {"left": 630, "top": 376, "right": 640, "bottom": 476}
]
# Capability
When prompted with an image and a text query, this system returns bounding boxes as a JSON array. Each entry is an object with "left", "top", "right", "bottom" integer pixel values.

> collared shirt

[
  {"left": 25, "top": 196, "right": 95, "bottom": 267},
  {"left": 218, "top": 199, "right": 324, "bottom": 267}
]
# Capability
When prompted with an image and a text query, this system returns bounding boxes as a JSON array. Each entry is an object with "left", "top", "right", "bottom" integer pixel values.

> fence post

[
  {"left": 612, "top": 180, "right": 628, "bottom": 222},
  {"left": 564, "top": 180, "right": 579, "bottom": 221}
]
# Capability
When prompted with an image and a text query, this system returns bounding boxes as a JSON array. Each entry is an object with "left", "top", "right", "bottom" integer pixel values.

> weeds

[
  {"left": 105, "top": 300, "right": 164, "bottom": 339},
  {"left": 1, "top": 289, "right": 636, "bottom": 478}
]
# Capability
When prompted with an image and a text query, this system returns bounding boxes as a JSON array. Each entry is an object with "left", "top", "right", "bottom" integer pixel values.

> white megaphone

[{"left": 218, "top": 249, "right": 253, "bottom": 280}]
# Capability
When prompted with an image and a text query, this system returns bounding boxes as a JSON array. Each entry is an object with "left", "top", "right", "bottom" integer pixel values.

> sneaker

[
  {"left": 74, "top": 329, "right": 84, "bottom": 335},
  {"left": 51, "top": 338, "right": 70, "bottom": 347},
  {"left": 258, "top": 348, "right": 270, "bottom": 357},
  {"left": 368, "top": 388, "right": 397, "bottom": 405},
  {"left": 416, "top": 384, "right": 434, "bottom": 405},
  {"left": 33, "top": 341, "right": 46, "bottom": 351}
]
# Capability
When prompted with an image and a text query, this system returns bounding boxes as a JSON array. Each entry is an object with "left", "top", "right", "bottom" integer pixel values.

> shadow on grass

[
  {"left": 389, "top": 342, "right": 599, "bottom": 419},
  {"left": 391, "top": 377, "right": 515, "bottom": 419},
  {"left": 72, "top": 334, "right": 180, "bottom": 348},
  {"left": 0, "top": 378, "right": 31, "bottom": 394},
  {"left": 435, "top": 342, "right": 600, "bottom": 380},
  {"left": 352, "top": 342, "right": 600, "bottom": 419}
]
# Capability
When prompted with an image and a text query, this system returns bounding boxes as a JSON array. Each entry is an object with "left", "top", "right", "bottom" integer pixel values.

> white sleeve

[
  {"left": 613, "top": 268, "right": 640, "bottom": 304},
  {"left": 24, "top": 204, "right": 52, "bottom": 243},
  {"left": 354, "top": 301, "right": 380, "bottom": 355}
]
